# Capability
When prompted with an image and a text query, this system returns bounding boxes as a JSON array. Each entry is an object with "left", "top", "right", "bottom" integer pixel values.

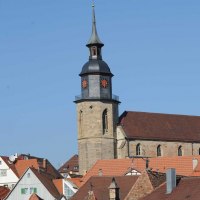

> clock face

[
  {"left": 101, "top": 78, "right": 108, "bottom": 88},
  {"left": 82, "top": 79, "right": 88, "bottom": 89}
]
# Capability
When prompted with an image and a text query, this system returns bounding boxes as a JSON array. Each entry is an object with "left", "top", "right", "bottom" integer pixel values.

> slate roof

[
  {"left": 0, "top": 186, "right": 10, "bottom": 200},
  {"left": 81, "top": 156, "right": 200, "bottom": 185},
  {"left": 141, "top": 177, "right": 200, "bottom": 200},
  {"left": 71, "top": 176, "right": 139, "bottom": 200},
  {"left": 58, "top": 154, "right": 79, "bottom": 174},
  {"left": 119, "top": 111, "right": 200, "bottom": 142}
]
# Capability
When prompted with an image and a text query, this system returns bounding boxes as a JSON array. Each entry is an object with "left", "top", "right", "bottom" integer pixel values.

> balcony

[{"left": 75, "top": 94, "right": 119, "bottom": 102}]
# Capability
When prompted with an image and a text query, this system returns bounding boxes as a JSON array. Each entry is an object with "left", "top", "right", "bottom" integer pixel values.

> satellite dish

[{"left": 9, "top": 155, "right": 16, "bottom": 163}]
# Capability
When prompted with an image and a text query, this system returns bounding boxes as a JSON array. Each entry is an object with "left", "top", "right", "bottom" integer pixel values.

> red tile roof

[
  {"left": 119, "top": 111, "right": 200, "bottom": 142},
  {"left": 29, "top": 193, "right": 44, "bottom": 200},
  {"left": 81, "top": 156, "right": 200, "bottom": 185},
  {"left": 141, "top": 177, "right": 200, "bottom": 200},
  {"left": 0, "top": 186, "right": 10, "bottom": 200},
  {"left": 1, "top": 155, "right": 62, "bottom": 179},
  {"left": 71, "top": 176, "right": 139, "bottom": 200}
]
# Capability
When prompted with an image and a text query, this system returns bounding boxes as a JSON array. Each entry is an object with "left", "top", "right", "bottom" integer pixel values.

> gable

[
  {"left": 0, "top": 157, "right": 19, "bottom": 188},
  {"left": 5, "top": 168, "right": 59, "bottom": 200}
]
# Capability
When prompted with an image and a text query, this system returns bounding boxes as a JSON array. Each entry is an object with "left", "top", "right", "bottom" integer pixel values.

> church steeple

[
  {"left": 75, "top": 4, "right": 119, "bottom": 175},
  {"left": 87, "top": 4, "right": 104, "bottom": 47},
  {"left": 87, "top": 3, "right": 104, "bottom": 60}
]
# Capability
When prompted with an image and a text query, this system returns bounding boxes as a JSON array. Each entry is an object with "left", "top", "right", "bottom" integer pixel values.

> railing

[{"left": 75, "top": 94, "right": 119, "bottom": 101}]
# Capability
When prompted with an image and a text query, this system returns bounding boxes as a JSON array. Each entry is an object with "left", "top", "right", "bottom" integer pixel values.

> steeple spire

[{"left": 87, "top": 2, "right": 104, "bottom": 47}]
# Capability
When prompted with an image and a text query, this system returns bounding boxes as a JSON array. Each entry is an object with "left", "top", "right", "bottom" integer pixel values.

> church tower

[{"left": 75, "top": 4, "right": 120, "bottom": 175}]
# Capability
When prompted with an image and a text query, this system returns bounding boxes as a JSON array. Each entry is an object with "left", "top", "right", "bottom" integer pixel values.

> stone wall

[
  {"left": 77, "top": 101, "right": 118, "bottom": 174},
  {"left": 128, "top": 140, "right": 200, "bottom": 157}
]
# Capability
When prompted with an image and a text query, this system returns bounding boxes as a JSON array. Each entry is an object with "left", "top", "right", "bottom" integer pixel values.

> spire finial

[
  {"left": 92, "top": 0, "right": 95, "bottom": 8},
  {"left": 87, "top": 1, "right": 104, "bottom": 47}
]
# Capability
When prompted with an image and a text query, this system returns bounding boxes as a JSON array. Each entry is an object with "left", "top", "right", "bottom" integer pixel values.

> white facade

[
  {"left": 0, "top": 157, "right": 19, "bottom": 189},
  {"left": 6, "top": 168, "right": 58, "bottom": 200},
  {"left": 63, "top": 179, "right": 78, "bottom": 199}
]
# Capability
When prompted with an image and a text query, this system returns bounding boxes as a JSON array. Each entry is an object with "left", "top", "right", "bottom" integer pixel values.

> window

[
  {"left": 74, "top": 166, "right": 79, "bottom": 170},
  {"left": 136, "top": 144, "right": 141, "bottom": 156},
  {"left": 21, "top": 188, "right": 28, "bottom": 195},
  {"left": 92, "top": 46, "right": 97, "bottom": 56},
  {"left": 64, "top": 183, "right": 74, "bottom": 200},
  {"left": 102, "top": 109, "right": 108, "bottom": 134},
  {"left": 27, "top": 173, "right": 30, "bottom": 178},
  {"left": 0, "top": 169, "right": 7, "bottom": 177},
  {"left": 0, "top": 161, "right": 2, "bottom": 165},
  {"left": 199, "top": 148, "right": 200, "bottom": 155},
  {"left": 30, "top": 187, "right": 37, "bottom": 194},
  {"left": 157, "top": 145, "right": 162, "bottom": 157},
  {"left": 178, "top": 146, "right": 183, "bottom": 156}
]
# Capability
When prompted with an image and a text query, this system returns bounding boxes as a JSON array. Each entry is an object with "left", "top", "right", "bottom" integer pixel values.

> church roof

[
  {"left": 80, "top": 60, "right": 112, "bottom": 76},
  {"left": 119, "top": 111, "right": 200, "bottom": 142}
]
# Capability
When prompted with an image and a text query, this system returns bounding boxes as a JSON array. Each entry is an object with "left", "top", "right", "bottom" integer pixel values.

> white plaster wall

[
  {"left": 0, "top": 157, "right": 18, "bottom": 189},
  {"left": 6, "top": 168, "right": 55, "bottom": 200}
]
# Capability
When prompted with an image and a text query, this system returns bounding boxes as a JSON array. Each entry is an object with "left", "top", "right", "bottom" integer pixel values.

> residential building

[
  {"left": 5, "top": 168, "right": 65, "bottom": 200},
  {"left": 58, "top": 155, "right": 79, "bottom": 178},
  {"left": 0, "top": 154, "right": 62, "bottom": 190}
]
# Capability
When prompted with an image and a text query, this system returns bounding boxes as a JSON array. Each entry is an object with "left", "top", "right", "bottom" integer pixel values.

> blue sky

[{"left": 1, "top": 0, "right": 200, "bottom": 167}]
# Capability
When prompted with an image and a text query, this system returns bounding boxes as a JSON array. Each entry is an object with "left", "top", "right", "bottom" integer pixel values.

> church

[{"left": 74, "top": 5, "right": 200, "bottom": 175}]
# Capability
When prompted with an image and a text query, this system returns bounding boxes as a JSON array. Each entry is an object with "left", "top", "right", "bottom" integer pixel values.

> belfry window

[
  {"left": 92, "top": 46, "right": 97, "bottom": 57},
  {"left": 102, "top": 109, "right": 108, "bottom": 134},
  {"left": 157, "top": 145, "right": 162, "bottom": 157},
  {"left": 178, "top": 146, "right": 183, "bottom": 156},
  {"left": 136, "top": 144, "right": 141, "bottom": 156}
]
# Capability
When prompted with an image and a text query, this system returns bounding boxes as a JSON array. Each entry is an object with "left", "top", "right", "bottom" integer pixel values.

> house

[
  {"left": 0, "top": 154, "right": 62, "bottom": 190},
  {"left": 141, "top": 172, "right": 200, "bottom": 200},
  {"left": 58, "top": 155, "right": 79, "bottom": 178},
  {"left": 5, "top": 168, "right": 65, "bottom": 200},
  {"left": 71, "top": 169, "right": 171, "bottom": 200},
  {"left": 0, "top": 155, "right": 20, "bottom": 189}
]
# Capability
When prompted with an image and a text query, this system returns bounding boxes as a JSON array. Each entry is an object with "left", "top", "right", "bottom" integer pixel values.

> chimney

[
  {"left": 166, "top": 168, "right": 176, "bottom": 194},
  {"left": 108, "top": 177, "right": 120, "bottom": 200},
  {"left": 43, "top": 159, "right": 47, "bottom": 170}
]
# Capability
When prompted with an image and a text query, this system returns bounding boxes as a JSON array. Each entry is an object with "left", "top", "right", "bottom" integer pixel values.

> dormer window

[{"left": 91, "top": 46, "right": 97, "bottom": 57}]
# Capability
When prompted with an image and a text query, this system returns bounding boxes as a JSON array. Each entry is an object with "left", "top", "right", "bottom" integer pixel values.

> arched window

[
  {"left": 157, "top": 145, "right": 161, "bottom": 157},
  {"left": 102, "top": 109, "right": 108, "bottom": 134},
  {"left": 178, "top": 146, "right": 183, "bottom": 156},
  {"left": 79, "top": 110, "right": 83, "bottom": 136},
  {"left": 136, "top": 144, "right": 141, "bottom": 156},
  {"left": 92, "top": 46, "right": 97, "bottom": 56}
]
